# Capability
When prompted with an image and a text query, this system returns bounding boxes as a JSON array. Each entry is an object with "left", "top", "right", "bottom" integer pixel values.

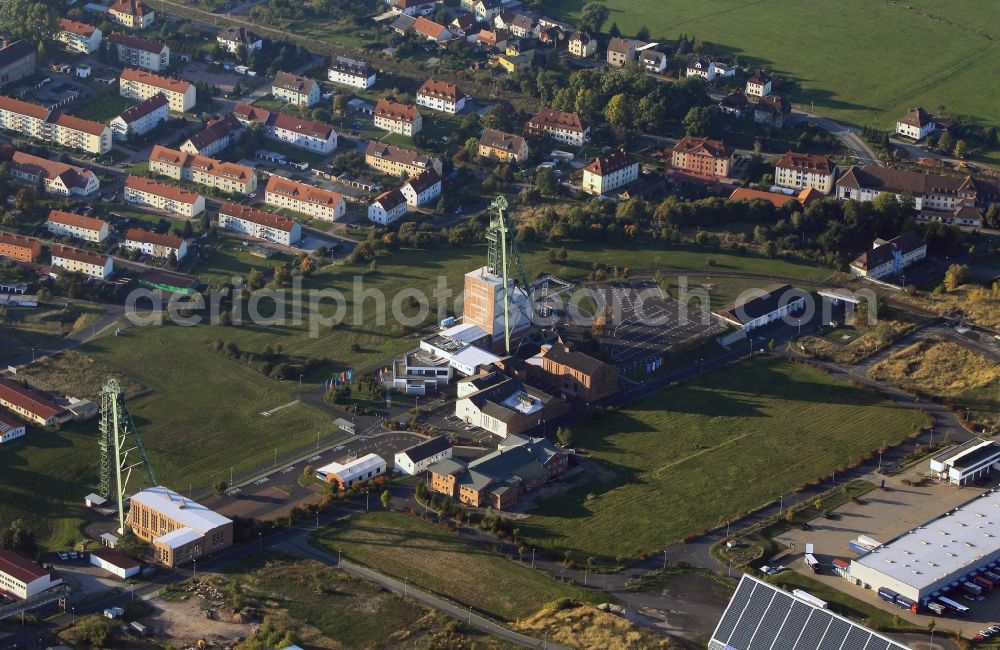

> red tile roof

[
  {"left": 272, "top": 71, "right": 317, "bottom": 95},
  {"left": 0, "top": 376, "right": 67, "bottom": 422},
  {"left": 50, "top": 112, "right": 108, "bottom": 137},
  {"left": 583, "top": 148, "right": 634, "bottom": 176},
  {"left": 120, "top": 68, "right": 191, "bottom": 94},
  {"left": 125, "top": 175, "right": 201, "bottom": 204},
  {"left": 373, "top": 188, "right": 406, "bottom": 210},
  {"left": 0, "top": 95, "right": 51, "bottom": 120},
  {"left": 418, "top": 78, "right": 460, "bottom": 103},
  {"left": 115, "top": 93, "right": 169, "bottom": 123},
  {"left": 527, "top": 108, "right": 585, "bottom": 133},
  {"left": 219, "top": 202, "right": 296, "bottom": 233},
  {"left": 375, "top": 99, "right": 419, "bottom": 124},
  {"left": 47, "top": 209, "right": 108, "bottom": 232},
  {"left": 899, "top": 107, "right": 933, "bottom": 128},
  {"left": 404, "top": 168, "right": 440, "bottom": 194},
  {"left": 149, "top": 145, "right": 253, "bottom": 183},
  {"left": 413, "top": 16, "right": 449, "bottom": 40},
  {"left": 776, "top": 151, "right": 834, "bottom": 175},
  {"left": 184, "top": 113, "right": 243, "bottom": 151},
  {"left": 673, "top": 135, "right": 731, "bottom": 158},
  {"left": 50, "top": 245, "right": 109, "bottom": 267},
  {"left": 728, "top": 187, "right": 796, "bottom": 208},
  {"left": 0, "top": 231, "right": 42, "bottom": 253},
  {"left": 125, "top": 228, "right": 183, "bottom": 249},
  {"left": 58, "top": 18, "right": 98, "bottom": 37},
  {"left": 265, "top": 176, "right": 342, "bottom": 209},
  {"left": 0, "top": 548, "right": 51, "bottom": 585},
  {"left": 109, "top": 0, "right": 152, "bottom": 16},
  {"left": 270, "top": 112, "right": 333, "bottom": 139},
  {"left": 10, "top": 152, "right": 95, "bottom": 190},
  {"left": 108, "top": 32, "right": 167, "bottom": 54},
  {"left": 90, "top": 547, "right": 141, "bottom": 570}
]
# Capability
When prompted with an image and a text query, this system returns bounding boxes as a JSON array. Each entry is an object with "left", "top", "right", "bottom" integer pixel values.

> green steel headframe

[
  {"left": 99, "top": 378, "right": 156, "bottom": 534},
  {"left": 485, "top": 195, "right": 532, "bottom": 354}
]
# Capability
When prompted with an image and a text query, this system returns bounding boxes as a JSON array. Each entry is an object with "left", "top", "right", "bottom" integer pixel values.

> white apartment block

[
  {"left": 46, "top": 210, "right": 110, "bottom": 243},
  {"left": 374, "top": 99, "right": 422, "bottom": 136},
  {"left": 364, "top": 141, "right": 442, "bottom": 177},
  {"left": 525, "top": 108, "right": 588, "bottom": 146},
  {"left": 400, "top": 169, "right": 441, "bottom": 207},
  {"left": 109, "top": 0, "right": 154, "bottom": 29},
  {"left": 110, "top": 93, "right": 169, "bottom": 141},
  {"left": 125, "top": 175, "right": 206, "bottom": 217},
  {"left": 124, "top": 228, "right": 187, "bottom": 260},
  {"left": 149, "top": 145, "right": 257, "bottom": 195},
  {"left": 896, "top": 107, "right": 936, "bottom": 141},
  {"left": 264, "top": 176, "right": 344, "bottom": 220},
  {"left": 218, "top": 202, "right": 301, "bottom": 245},
  {"left": 271, "top": 71, "right": 319, "bottom": 108},
  {"left": 416, "top": 78, "right": 465, "bottom": 114},
  {"left": 120, "top": 68, "right": 195, "bottom": 112},
  {"left": 57, "top": 18, "right": 102, "bottom": 54},
  {"left": 328, "top": 56, "right": 376, "bottom": 89},
  {"left": 774, "top": 151, "right": 836, "bottom": 194},
  {"left": 50, "top": 246, "right": 113, "bottom": 279},
  {"left": 581, "top": 149, "right": 639, "bottom": 195},
  {"left": 0, "top": 413, "right": 26, "bottom": 444},
  {"left": 108, "top": 33, "right": 170, "bottom": 72},
  {"left": 216, "top": 26, "right": 262, "bottom": 54},
  {"left": 0, "top": 96, "right": 111, "bottom": 154},
  {"left": 232, "top": 104, "right": 337, "bottom": 154},
  {"left": 368, "top": 188, "right": 408, "bottom": 225}
]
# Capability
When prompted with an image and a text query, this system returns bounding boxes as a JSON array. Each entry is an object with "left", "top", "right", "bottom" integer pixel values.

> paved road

[{"left": 3, "top": 303, "right": 126, "bottom": 368}]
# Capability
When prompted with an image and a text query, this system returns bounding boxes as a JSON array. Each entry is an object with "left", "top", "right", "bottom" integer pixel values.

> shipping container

[
  {"left": 938, "top": 596, "right": 969, "bottom": 615},
  {"left": 878, "top": 587, "right": 899, "bottom": 604},
  {"left": 895, "top": 594, "right": 918, "bottom": 613},
  {"left": 962, "top": 581, "right": 983, "bottom": 597},
  {"left": 974, "top": 575, "right": 994, "bottom": 592}
]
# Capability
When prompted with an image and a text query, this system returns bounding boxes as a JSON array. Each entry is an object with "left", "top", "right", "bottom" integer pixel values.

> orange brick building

[
  {"left": 0, "top": 232, "right": 42, "bottom": 262},
  {"left": 671, "top": 135, "right": 733, "bottom": 178}
]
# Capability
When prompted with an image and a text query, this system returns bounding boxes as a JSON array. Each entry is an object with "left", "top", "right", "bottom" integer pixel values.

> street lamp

[
  {"left": 778, "top": 494, "right": 783, "bottom": 515},
  {"left": 192, "top": 559, "right": 197, "bottom": 581},
  {"left": 531, "top": 548, "right": 535, "bottom": 568},
  {"left": 258, "top": 532, "right": 262, "bottom": 552},
  {"left": 338, "top": 548, "right": 342, "bottom": 565},
  {"left": 663, "top": 549, "right": 667, "bottom": 570}
]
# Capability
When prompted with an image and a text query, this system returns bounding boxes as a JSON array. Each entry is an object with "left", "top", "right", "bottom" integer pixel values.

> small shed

[
  {"left": 100, "top": 532, "right": 119, "bottom": 548},
  {"left": 84, "top": 493, "right": 107, "bottom": 508},
  {"left": 90, "top": 547, "right": 141, "bottom": 579}
]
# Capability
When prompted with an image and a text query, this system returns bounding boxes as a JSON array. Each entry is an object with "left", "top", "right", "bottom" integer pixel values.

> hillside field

[
  {"left": 520, "top": 356, "right": 927, "bottom": 564},
  {"left": 550, "top": 0, "right": 999, "bottom": 129}
]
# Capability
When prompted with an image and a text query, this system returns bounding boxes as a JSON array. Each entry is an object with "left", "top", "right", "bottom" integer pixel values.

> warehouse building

[
  {"left": 0, "top": 549, "right": 62, "bottom": 600},
  {"left": 128, "top": 486, "right": 233, "bottom": 567},
  {"left": 89, "top": 547, "right": 140, "bottom": 579},
  {"left": 316, "top": 453, "right": 387, "bottom": 490},
  {"left": 710, "top": 574, "right": 908, "bottom": 650},
  {"left": 0, "top": 411, "right": 26, "bottom": 443},
  {"left": 930, "top": 438, "right": 1000, "bottom": 486},
  {"left": 849, "top": 488, "right": 1000, "bottom": 604},
  {"left": 0, "top": 376, "right": 72, "bottom": 426}
]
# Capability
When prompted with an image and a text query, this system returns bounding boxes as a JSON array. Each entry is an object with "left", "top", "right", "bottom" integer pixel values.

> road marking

[
  {"left": 254, "top": 477, "right": 269, "bottom": 485},
  {"left": 309, "top": 454, "right": 321, "bottom": 462},
  {"left": 225, "top": 488, "right": 241, "bottom": 496},
  {"left": 281, "top": 466, "right": 295, "bottom": 474}
]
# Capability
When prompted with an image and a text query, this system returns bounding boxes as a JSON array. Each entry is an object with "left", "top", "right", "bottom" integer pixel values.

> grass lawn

[
  {"left": 548, "top": 0, "right": 999, "bottom": 130},
  {"left": 519, "top": 357, "right": 926, "bottom": 564},
  {"left": 311, "top": 511, "right": 603, "bottom": 621},
  {"left": 868, "top": 337, "right": 1000, "bottom": 432},
  {"left": 71, "top": 93, "right": 132, "bottom": 122}
]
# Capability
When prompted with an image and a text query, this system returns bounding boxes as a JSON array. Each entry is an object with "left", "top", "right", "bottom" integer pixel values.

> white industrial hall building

[
  {"left": 848, "top": 488, "right": 1000, "bottom": 604},
  {"left": 929, "top": 438, "right": 1000, "bottom": 486}
]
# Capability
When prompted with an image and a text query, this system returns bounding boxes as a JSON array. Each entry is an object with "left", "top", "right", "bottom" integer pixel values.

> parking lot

[
  {"left": 777, "top": 465, "right": 1000, "bottom": 631},
  {"left": 588, "top": 280, "right": 725, "bottom": 369}
]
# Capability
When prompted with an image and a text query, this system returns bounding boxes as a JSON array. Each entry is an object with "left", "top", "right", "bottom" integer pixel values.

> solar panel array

[{"left": 709, "top": 575, "right": 910, "bottom": 650}]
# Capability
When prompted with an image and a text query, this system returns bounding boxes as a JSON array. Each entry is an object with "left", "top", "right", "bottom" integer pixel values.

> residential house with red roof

[
  {"left": 582, "top": 148, "right": 639, "bottom": 195},
  {"left": 233, "top": 103, "right": 337, "bottom": 154},
  {"left": 413, "top": 17, "right": 452, "bottom": 44},
  {"left": 218, "top": 203, "right": 301, "bottom": 245},
  {"left": 525, "top": 108, "right": 588, "bottom": 146},
  {"left": 109, "top": 93, "right": 169, "bottom": 141},
  {"left": 125, "top": 175, "right": 205, "bottom": 217},
  {"left": 109, "top": 0, "right": 155, "bottom": 29},
  {"left": 46, "top": 210, "right": 110, "bottom": 243},
  {"left": 124, "top": 228, "right": 187, "bottom": 260},
  {"left": 774, "top": 152, "right": 836, "bottom": 194},
  {"left": 264, "top": 176, "right": 344, "bottom": 220},
  {"left": 0, "top": 376, "right": 73, "bottom": 427},
  {"left": 9, "top": 152, "right": 100, "bottom": 196},
  {"left": 120, "top": 68, "right": 195, "bottom": 112},
  {"left": 671, "top": 135, "right": 733, "bottom": 178},
  {"left": 0, "top": 232, "right": 42, "bottom": 263},
  {"left": 416, "top": 78, "right": 465, "bottom": 114},
  {"left": 149, "top": 145, "right": 257, "bottom": 195},
  {"left": 108, "top": 32, "right": 170, "bottom": 72},
  {"left": 50, "top": 245, "right": 113, "bottom": 280},
  {"left": 57, "top": 18, "right": 102, "bottom": 54},
  {"left": 374, "top": 99, "right": 422, "bottom": 136}
]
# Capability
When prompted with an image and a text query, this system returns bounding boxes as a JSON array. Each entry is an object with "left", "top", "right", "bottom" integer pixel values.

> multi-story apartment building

[
  {"left": 895, "top": 107, "right": 936, "bottom": 141},
  {"left": 0, "top": 40, "right": 35, "bottom": 87},
  {"left": 9, "top": 152, "right": 100, "bottom": 196},
  {"left": 0, "top": 376, "right": 71, "bottom": 426},
  {"left": 50, "top": 245, "right": 113, "bottom": 279},
  {"left": 108, "top": 33, "right": 170, "bottom": 72},
  {"left": 0, "top": 232, "right": 41, "bottom": 262},
  {"left": 850, "top": 233, "right": 927, "bottom": 280},
  {"left": 400, "top": 168, "right": 441, "bottom": 207},
  {"left": 180, "top": 113, "right": 244, "bottom": 157},
  {"left": 567, "top": 31, "right": 596, "bottom": 58},
  {"left": 374, "top": 99, "right": 422, "bottom": 136},
  {"left": 109, "top": 93, "right": 169, "bottom": 141},
  {"left": 57, "top": 18, "right": 102, "bottom": 54},
  {"left": 581, "top": 148, "right": 639, "bottom": 195},
  {"left": 327, "top": 56, "right": 376, "bottom": 89},
  {"left": 606, "top": 36, "right": 637, "bottom": 68},
  {"left": 0, "top": 96, "right": 111, "bottom": 154},
  {"left": 364, "top": 141, "right": 441, "bottom": 177},
  {"left": 368, "top": 188, "right": 408, "bottom": 225},
  {"left": 125, "top": 175, "right": 205, "bottom": 217},
  {"left": 120, "top": 68, "right": 195, "bottom": 112},
  {"left": 232, "top": 103, "right": 337, "bottom": 154},
  {"left": 264, "top": 175, "right": 344, "bottom": 220},
  {"left": 745, "top": 70, "right": 772, "bottom": 97},
  {"left": 128, "top": 486, "right": 232, "bottom": 567},
  {"left": 216, "top": 26, "right": 262, "bottom": 54},
  {"left": 478, "top": 128, "right": 528, "bottom": 163},
  {"left": 835, "top": 165, "right": 995, "bottom": 214},
  {"left": 671, "top": 135, "right": 733, "bottom": 178},
  {"left": 149, "top": 145, "right": 257, "bottom": 195},
  {"left": 124, "top": 228, "right": 187, "bottom": 260},
  {"left": 218, "top": 202, "right": 301, "bottom": 245},
  {"left": 271, "top": 71, "right": 319, "bottom": 108},
  {"left": 525, "top": 108, "right": 588, "bottom": 146},
  {"left": 774, "top": 151, "right": 836, "bottom": 194},
  {"left": 109, "top": 0, "right": 154, "bottom": 29},
  {"left": 416, "top": 78, "right": 465, "bottom": 114},
  {"left": 46, "top": 210, "right": 109, "bottom": 243}
]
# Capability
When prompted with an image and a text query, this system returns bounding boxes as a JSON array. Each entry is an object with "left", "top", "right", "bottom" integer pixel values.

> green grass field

[
  {"left": 311, "top": 511, "right": 603, "bottom": 621},
  {"left": 520, "top": 357, "right": 926, "bottom": 564},
  {"left": 549, "top": 0, "right": 1000, "bottom": 129},
  {"left": 70, "top": 93, "right": 133, "bottom": 122}
]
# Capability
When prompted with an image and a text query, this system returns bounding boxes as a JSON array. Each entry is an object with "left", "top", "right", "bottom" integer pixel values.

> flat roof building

[
  {"left": 850, "top": 488, "right": 1000, "bottom": 603},
  {"left": 0, "top": 549, "right": 63, "bottom": 600},
  {"left": 316, "top": 453, "right": 387, "bottom": 490},
  {"left": 930, "top": 438, "right": 1000, "bottom": 486}
]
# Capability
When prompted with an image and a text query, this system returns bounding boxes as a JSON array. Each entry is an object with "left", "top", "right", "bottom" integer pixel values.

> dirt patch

[
  {"left": 17, "top": 350, "right": 147, "bottom": 402},
  {"left": 150, "top": 593, "right": 254, "bottom": 645},
  {"left": 894, "top": 283, "right": 1000, "bottom": 330},
  {"left": 516, "top": 603, "right": 690, "bottom": 650}
]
